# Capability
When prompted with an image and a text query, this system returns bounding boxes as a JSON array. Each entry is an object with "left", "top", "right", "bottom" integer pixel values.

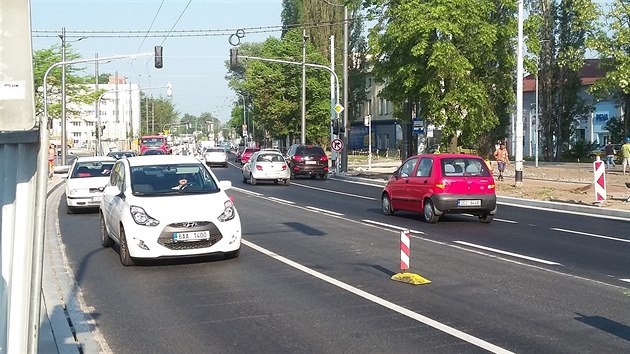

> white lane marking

[
  {"left": 305, "top": 206, "right": 344, "bottom": 216},
  {"left": 498, "top": 200, "right": 630, "bottom": 221},
  {"left": 361, "top": 219, "right": 425, "bottom": 235},
  {"left": 453, "top": 241, "right": 562, "bottom": 266},
  {"left": 494, "top": 218, "right": 518, "bottom": 224},
  {"left": 231, "top": 187, "right": 263, "bottom": 197},
  {"left": 620, "top": 279, "right": 630, "bottom": 283},
  {"left": 268, "top": 197, "right": 295, "bottom": 205},
  {"left": 242, "top": 239, "right": 513, "bottom": 354},
  {"left": 550, "top": 228, "right": 630, "bottom": 244},
  {"left": 462, "top": 214, "right": 518, "bottom": 224},
  {"left": 329, "top": 176, "right": 387, "bottom": 187},
  {"left": 291, "top": 182, "right": 377, "bottom": 201}
]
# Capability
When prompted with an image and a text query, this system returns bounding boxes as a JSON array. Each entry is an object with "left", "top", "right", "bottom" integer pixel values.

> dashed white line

[
  {"left": 620, "top": 279, "right": 630, "bottom": 283},
  {"left": 305, "top": 206, "right": 344, "bottom": 216},
  {"left": 291, "top": 182, "right": 377, "bottom": 200},
  {"left": 550, "top": 228, "right": 630, "bottom": 244},
  {"left": 361, "top": 219, "right": 425, "bottom": 235},
  {"left": 242, "top": 239, "right": 513, "bottom": 354},
  {"left": 231, "top": 187, "right": 263, "bottom": 197},
  {"left": 268, "top": 197, "right": 295, "bottom": 205},
  {"left": 453, "top": 241, "right": 562, "bottom": 266}
]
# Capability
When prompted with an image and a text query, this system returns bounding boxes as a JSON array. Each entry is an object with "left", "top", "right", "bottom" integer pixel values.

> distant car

[
  {"left": 65, "top": 156, "right": 116, "bottom": 214},
  {"left": 99, "top": 155, "right": 242, "bottom": 266},
  {"left": 240, "top": 147, "right": 260, "bottom": 165},
  {"left": 107, "top": 150, "right": 137, "bottom": 160},
  {"left": 141, "top": 149, "right": 166, "bottom": 156},
  {"left": 381, "top": 154, "right": 497, "bottom": 223},
  {"left": 285, "top": 144, "right": 329, "bottom": 180},
  {"left": 235, "top": 146, "right": 246, "bottom": 163},
  {"left": 242, "top": 150, "right": 290, "bottom": 185},
  {"left": 203, "top": 147, "right": 228, "bottom": 167}
]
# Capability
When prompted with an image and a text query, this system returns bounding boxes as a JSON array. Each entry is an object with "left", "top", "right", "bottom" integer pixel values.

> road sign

[
  {"left": 593, "top": 159, "right": 606, "bottom": 202},
  {"left": 412, "top": 118, "right": 423, "bottom": 134},
  {"left": 331, "top": 138, "right": 344, "bottom": 152},
  {"left": 334, "top": 103, "right": 344, "bottom": 114}
]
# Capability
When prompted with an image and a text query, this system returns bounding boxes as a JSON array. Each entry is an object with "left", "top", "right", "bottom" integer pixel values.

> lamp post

[
  {"left": 57, "top": 27, "right": 86, "bottom": 165},
  {"left": 301, "top": 29, "right": 307, "bottom": 144},
  {"left": 515, "top": 0, "right": 525, "bottom": 186}
]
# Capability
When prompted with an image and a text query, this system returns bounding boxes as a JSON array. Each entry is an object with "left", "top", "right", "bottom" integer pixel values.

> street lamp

[{"left": 58, "top": 27, "right": 86, "bottom": 165}]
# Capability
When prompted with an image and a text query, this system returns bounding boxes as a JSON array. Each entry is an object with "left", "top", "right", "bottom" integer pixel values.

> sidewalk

[{"left": 39, "top": 175, "right": 83, "bottom": 354}]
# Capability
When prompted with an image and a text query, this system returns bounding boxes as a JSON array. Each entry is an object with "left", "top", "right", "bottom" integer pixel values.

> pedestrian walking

[
  {"left": 493, "top": 143, "right": 510, "bottom": 181},
  {"left": 622, "top": 137, "right": 630, "bottom": 175},
  {"left": 48, "top": 144, "right": 56, "bottom": 178},
  {"left": 605, "top": 142, "right": 616, "bottom": 169}
]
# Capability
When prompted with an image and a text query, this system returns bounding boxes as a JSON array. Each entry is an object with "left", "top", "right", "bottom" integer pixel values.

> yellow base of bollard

[{"left": 391, "top": 272, "right": 431, "bottom": 285}]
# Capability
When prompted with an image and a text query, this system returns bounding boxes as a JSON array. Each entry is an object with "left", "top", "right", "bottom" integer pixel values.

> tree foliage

[
  {"left": 33, "top": 45, "right": 101, "bottom": 125},
  {"left": 366, "top": 0, "right": 516, "bottom": 155},
  {"left": 138, "top": 92, "right": 179, "bottom": 136},
  {"left": 525, "top": 0, "right": 598, "bottom": 160},
  {"left": 587, "top": 0, "right": 630, "bottom": 137},
  {"left": 226, "top": 30, "right": 331, "bottom": 145}
]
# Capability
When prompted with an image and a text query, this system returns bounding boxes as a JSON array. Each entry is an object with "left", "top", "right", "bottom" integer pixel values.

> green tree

[
  {"left": 139, "top": 92, "right": 178, "bottom": 135},
  {"left": 366, "top": 0, "right": 516, "bottom": 155},
  {"left": 587, "top": 0, "right": 630, "bottom": 138},
  {"left": 526, "top": 0, "right": 597, "bottom": 160},
  {"left": 33, "top": 44, "right": 101, "bottom": 125},
  {"left": 228, "top": 30, "right": 331, "bottom": 145}
]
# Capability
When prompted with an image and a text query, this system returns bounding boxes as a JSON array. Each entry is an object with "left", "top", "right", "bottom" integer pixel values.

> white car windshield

[
  {"left": 71, "top": 161, "right": 114, "bottom": 178},
  {"left": 130, "top": 164, "right": 220, "bottom": 195}
]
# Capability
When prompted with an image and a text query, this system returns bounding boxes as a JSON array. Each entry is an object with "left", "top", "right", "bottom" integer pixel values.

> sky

[{"left": 30, "top": 0, "right": 284, "bottom": 122}]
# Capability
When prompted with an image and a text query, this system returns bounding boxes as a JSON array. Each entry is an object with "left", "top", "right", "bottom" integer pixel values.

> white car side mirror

[{"left": 219, "top": 180, "right": 232, "bottom": 191}]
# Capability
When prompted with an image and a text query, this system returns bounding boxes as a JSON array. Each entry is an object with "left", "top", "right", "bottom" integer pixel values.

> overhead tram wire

[
  {"left": 32, "top": 17, "right": 363, "bottom": 39},
  {"left": 136, "top": 0, "right": 166, "bottom": 54}
]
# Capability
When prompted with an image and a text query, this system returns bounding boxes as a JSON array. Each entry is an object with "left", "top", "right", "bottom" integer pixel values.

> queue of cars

[{"left": 63, "top": 142, "right": 497, "bottom": 266}]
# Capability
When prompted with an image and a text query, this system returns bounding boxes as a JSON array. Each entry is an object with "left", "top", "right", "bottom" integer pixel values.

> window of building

[{"left": 72, "top": 132, "right": 81, "bottom": 137}]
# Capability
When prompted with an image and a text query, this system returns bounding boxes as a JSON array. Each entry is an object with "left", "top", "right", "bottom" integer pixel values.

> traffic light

[
  {"left": 154, "top": 45, "right": 163, "bottom": 69},
  {"left": 229, "top": 48, "right": 238, "bottom": 71},
  {"left": 332, "top": 120, "right": 344, "bottom": 135}
]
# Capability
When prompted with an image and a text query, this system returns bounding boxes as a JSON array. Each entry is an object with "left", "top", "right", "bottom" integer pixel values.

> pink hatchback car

[{"left": 381, "top": 154, "right": 497, "bottom": 223}]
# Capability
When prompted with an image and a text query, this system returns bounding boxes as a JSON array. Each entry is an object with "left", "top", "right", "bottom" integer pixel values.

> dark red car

[
  {"left": 240, "top": 147, "right": 260, "bottom": 165},
  {"left": 381, "top": 154, "right": 496, "bottom": 223}
]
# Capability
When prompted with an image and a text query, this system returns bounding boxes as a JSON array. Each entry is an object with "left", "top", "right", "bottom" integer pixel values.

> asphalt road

[{"left": 54, "top": 160, "right": 630, "bottom": 353}]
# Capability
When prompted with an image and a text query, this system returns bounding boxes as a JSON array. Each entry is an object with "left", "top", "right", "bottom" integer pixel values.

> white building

[{"left": 50, "top": 76, "right": 141, "bottom": 152}]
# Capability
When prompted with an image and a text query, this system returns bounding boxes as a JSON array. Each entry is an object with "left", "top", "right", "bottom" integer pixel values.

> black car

[
  {"left": 285, "top": 144, "right": 329, "bottom": 179},
  {"left": 107, "top": 150, "right": 137, "bottom": 160}
]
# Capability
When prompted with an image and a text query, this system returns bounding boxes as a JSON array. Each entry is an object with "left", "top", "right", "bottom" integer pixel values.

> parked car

[
  {"left": 381, "top": 154, "right": 497, "bottom": 223},
  {"left": 107, "top": 150, "right": 137, "bottom": 160},
  {"left": 203, "top": 147, "right": 228, "bottom": 167},
  {"left": 65, "top": 156, "right": 116, "bottom": 214},
  {"left": 285, "top": 144, "right": 329, "bottom": 179},
  {"left": 242, "top": 150, "right": 291, "bottom": 185},
  {"left": 99, "top": 155, "right": 241, "bottom": 266},
  {"left": 235, "top": 146, "right": 246, "bottom": 163},
  {"left": 239, "top": 147, "right": 260, "bottom": 165}
]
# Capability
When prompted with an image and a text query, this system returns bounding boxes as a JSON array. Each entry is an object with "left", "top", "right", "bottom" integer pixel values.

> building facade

[{"left": 50, "top": 76, "right": 141, "bottom": 152}]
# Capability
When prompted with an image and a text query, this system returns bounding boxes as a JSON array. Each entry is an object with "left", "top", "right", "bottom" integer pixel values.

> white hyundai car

[
  {"left": 99, "top": 155, "right": 241, "bottom": 266},
  {"left": 65, "top": 156, "right": 116, "bottom": 214}
]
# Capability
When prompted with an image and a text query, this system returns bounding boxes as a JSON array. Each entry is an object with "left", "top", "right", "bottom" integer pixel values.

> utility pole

[
  {"left": 515, "top": 0, "right": 524, "bottom": 186},
  {"left": 341, "top": 6, "right": 349, "bottom": 172},
  {"left": 301, "top": 29, "right": 307, "bottom": 144},
  {"left": 129, "top": 81, "right": 133, "bottom": 149},
  {"left": 95, "top": 53, "right": 100, "bottom": 155},
  {"left": 59, "top": 27, "right": 67, "bottom": 165}
]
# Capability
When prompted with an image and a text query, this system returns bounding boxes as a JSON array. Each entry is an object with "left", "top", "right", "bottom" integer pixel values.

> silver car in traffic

[{"left": 242, "top": 150, "right": 290, "bottom": 185}]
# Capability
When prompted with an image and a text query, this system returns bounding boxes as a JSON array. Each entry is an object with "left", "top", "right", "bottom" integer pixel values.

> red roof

[{"left": 523, "top": 59, "right": 605, "bottom": 92}]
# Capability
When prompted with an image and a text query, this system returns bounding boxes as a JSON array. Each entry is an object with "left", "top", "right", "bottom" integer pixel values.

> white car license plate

[
  {"left": 91, "top": 196, "right": 102, "bottom": 202},
  {"left": 458, "top": 199, "right": 481, "bottom": 207},
  {"left": 305, "top": 160, "right": 317, "bottom": 165},
  {"left": 173, "top": 230, "right": 210, "bottom": 242}
]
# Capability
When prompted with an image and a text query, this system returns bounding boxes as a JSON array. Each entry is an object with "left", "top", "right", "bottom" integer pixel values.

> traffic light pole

[{"left": 237, "top": 55, "right": 342, "bottom": 142}]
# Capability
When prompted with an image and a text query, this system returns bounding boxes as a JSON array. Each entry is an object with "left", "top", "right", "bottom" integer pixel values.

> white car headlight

[
  {"left": 130, "top": 206, "right": 160, "bottom": 226},
  {"left": 217, "top": 200, "right": 235, "bottom": 222}
]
